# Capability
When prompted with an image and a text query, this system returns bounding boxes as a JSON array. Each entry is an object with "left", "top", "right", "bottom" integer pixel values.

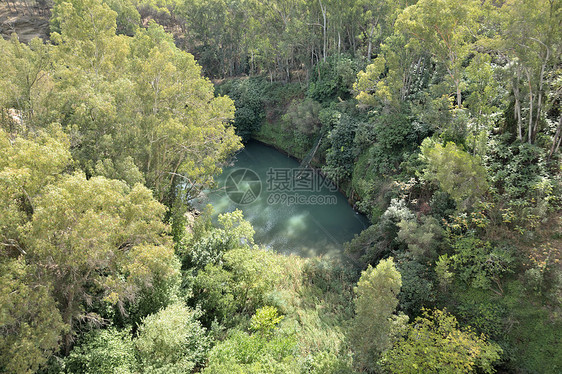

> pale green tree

[
  {"left": 45, "top": 0, "right": 242, "bottom": 203},
  {"left": 135, "top": 302, "right": 209, "bottom": 372},
  {"left": 0, "top": 36, "right": 51, "bottom": 123},
  {"left": 494, "top": 0, "right": 561, "bottom": 143},
  {"left": 0, "top": 126, "right": 71, "bottom": 255},
  {"left": 383, "top": 309, "right": 502, "bottom": 374},
  {"left": 420, "top": 138, "right": 489, "bottom": 210},
  {"left": 350, "top": 257, "right": 406, "bottom": 372},
  {"left": 0, "top": 259, "right": 66, "bottom": 374},
  {"left": 23, "top": 173, "right": 179, "bottom": 352},
  {"left": 395, "top": 0, "right": 481, "bottom": 107},
  {"left": 465, "top": 53, "right": 501, "bottom": 154},
  {"left": 354, "top": 32, "right": 428, "bottom": 111},
  {"left": 0, "top": 128, "right": 70, "bottom": 372},
  {"left": 355, "top": 0, "right": 402, "bottom": 59}
]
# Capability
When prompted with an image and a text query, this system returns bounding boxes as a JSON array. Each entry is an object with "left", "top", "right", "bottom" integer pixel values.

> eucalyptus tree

[
  {"left": 494, "top": 0, "right": 561, "bottom": 144},
  {"left": 350, "top": 257, "right": 406, "bottom": 372},
  {"left": 383, "top": 309, "right": 502, "bottom": 374},
  {"left": 47, "top": 0, "right": 242, "bottom": 201},
  {"left": 395, "top": 0, "right": 482, "bottom": 108},
  {"left": 24, "top": 173, "right": 181, "bottom": 352},
  {"left": 0, "top": 130, "right": 68, "bottom": 374},
  {"left": 0, "top": 37, "right": 51, "bottom": 124}
]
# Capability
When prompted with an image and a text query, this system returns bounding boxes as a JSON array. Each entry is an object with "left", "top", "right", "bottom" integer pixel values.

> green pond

[{"left": 195, "top": 141, "right": 369, "bottom": 259}]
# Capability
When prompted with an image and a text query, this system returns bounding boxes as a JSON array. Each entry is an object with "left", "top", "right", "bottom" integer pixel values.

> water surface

[{"left": 195, "top": 141, "right": 369, "bottom": 258}]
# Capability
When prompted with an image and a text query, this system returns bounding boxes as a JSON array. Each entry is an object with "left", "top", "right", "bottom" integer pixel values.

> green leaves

[
  {"left": 420, "top": 138, "right": 489, "bottom": 210},
  {"left": 0, "top": 259, "right": 65, "bottom": 374},
  {"left": 323, "top": 114, "right": 357, "bottom": 183},
  {"left": 350, "top": 257, "right": 405, "bottom": 372},
  {"left": 24, "top": 173, "right": 177, "bottom": 349},
  {"left": 396, "top": 0, "right": 480, "bottom": 107},
  {"left": 383, "top": 309, "right": 502, "bottom": 374},
  {"left": 2, "top": 0, "right": 243, "bottom": 204},
  {"left": 354, "top": 56, "right": 389, "bottom": 107},
  {"left": 250, "top": 306, "right": 284, "bottom": 337},
  {"left": 0, "top": 127, "right": 70, "bottom": 229},
  {"left": 448, "top": 236, "right": 514, "bottom": 293},
  {"left": 180, "top": 209, "right": 255, "bottom": 270},
  {"left": 65, "top": 328, "right": 137, "bottom": 374},
  {"left": 203, "top": 328, "right": 297, "bottom": 374},
  {"left": 135, "top": 302, "right": 209, "bottom": 372},
  {"left": 217, "top": 78, "right": 266, "bottom": 141}
]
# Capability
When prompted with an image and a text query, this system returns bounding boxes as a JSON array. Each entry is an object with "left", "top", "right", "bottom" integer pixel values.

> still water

[{"left": 195, "top": 141, "right": 369, "bottom": 258}]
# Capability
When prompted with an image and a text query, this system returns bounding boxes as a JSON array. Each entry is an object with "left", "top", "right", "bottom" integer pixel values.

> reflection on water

[{"left": 194, "top": 141, "right": 369, "bottom": 259}]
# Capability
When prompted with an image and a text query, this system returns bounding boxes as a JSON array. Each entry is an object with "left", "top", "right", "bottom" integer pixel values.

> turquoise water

[{"left": 195, "top": 141, "right": 369, "bottom": 258}]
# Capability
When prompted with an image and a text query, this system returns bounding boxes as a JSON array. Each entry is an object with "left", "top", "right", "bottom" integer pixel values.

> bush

[
  {"left": 420, "top": 138, "right": 489, "bottom": 210},
  {"left": 308, "top": 56, "right": 360, "bottom": 103},
  {"left": 282, "top": 98, "right": 322, "bottom": 135},
  {"left": 366, "top": 112, "right": 423, "bottom": 176},
  {"left": 485, "top": 136, "right": 560, "bottom": 230},
  {"left": 192, "top": 246, "right": 282, "bottom": 326},
  {"left": 300, "top": 351, "right": 354, "bottom": 374},
  {"left": 217, "top": 78, "right": 266, "bottom": 141},
  {"left": 447, "top": 235, "right": 514, "bottom": 294},
  {"left": 395, "top": 254, "right": 436, "bottom": 316},
  {"left": 250, "top": 306, "right": 284, "bottom": 337},
  {"left": 180, "top": 209, "right": 255, "bottom": 271},
  {"left": 323, "top": 114, "right": 357, "bottom": 183},
  {"left": 203, "top": 328, "right": 297, "bottom": 373},
  {"left": 135, "top": 302, "right": 210, "bottom": 372},
  {"left": 64, "top": 328, "right": 137, "bottom": 374},
  {"left": 382, "top": 309, "right": 502, "bottom": 374}
]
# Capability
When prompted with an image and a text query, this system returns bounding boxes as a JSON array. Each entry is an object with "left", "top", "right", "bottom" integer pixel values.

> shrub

[
  {"left": 64, "top": 328, "right": 137, "bottom": 374},
  {"left": 135, "top": 302, "right": 210, "bottom": 372}
]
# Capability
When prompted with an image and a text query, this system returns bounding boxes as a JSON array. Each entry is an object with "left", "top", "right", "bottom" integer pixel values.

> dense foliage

[{"left": 1, "top": 0, "right": 561, "bottom": 372}]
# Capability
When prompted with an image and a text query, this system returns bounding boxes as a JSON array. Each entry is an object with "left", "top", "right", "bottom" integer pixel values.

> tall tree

[
  {"left": 395, "top": 0, "right": 481, "bottom": 108},
  {"left": 0, "top": 36, "right": 51, "bottom": 124},
  {"left": 46, "top": 0, "right": 243, "bottom": 201},
  {"left": 350, "top": 257, "right": 406, "bottom": 372},
  {"left": 495, "top": 0, "right": 562, "bottom": 144},
  {"left": 0, "top": 126, "right": 72, "bottom": 255},
  {"left": 24, "top": 173, "right": 179, "bottom": 352},
  {"left": 383, "top": 309, "right": 502, "bottom": 374},
  {"left": 0, "top": 259, "right": 66, "bottom": 374}
]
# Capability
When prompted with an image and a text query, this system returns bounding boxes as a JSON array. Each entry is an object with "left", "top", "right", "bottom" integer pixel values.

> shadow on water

[{"left": 193, "top": 141, "right": 369, "bottom": 261}]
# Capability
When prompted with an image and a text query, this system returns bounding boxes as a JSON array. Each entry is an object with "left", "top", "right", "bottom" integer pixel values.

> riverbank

[
  {"left": 253, "top": 123, "right": 364, "bottom": 210},
  {"left": 198, "top": 140, "right": 370, "bottom": 258}
]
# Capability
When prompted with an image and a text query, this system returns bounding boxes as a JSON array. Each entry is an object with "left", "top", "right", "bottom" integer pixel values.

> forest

[{"left": 0, "top": 0, "right": 561, "bottom": 372}]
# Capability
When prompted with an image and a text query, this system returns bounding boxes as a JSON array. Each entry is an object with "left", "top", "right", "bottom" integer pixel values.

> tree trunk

[
  {"left": 319, "top": 0, "right": 327, "bottom": 62},
  {"left": 338, "top": 32, "right": 341, "bottom": 55},
  {"left": 549, "top": 115, "right": 562, "bottom": 160},
  {"left": 525, "top": 68, "right": 534, "bottom": 144},
  {"left": 514, "top": 92, "right": 522, "bottom": 141},
  {"left": 311, "top": 45, "right": 314, "bottom": 68},
  {"left": 367, "top": 26, "right": 374, "bottom": 60},
  {"left": 513, "top": 65, "right": 523, "bottom": 141},
  {"left": 456, "top": 80, "right": 462, "bottom": 108},
  {"left": 532, "top": 46, "right": 550, "bottom": 140}
]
